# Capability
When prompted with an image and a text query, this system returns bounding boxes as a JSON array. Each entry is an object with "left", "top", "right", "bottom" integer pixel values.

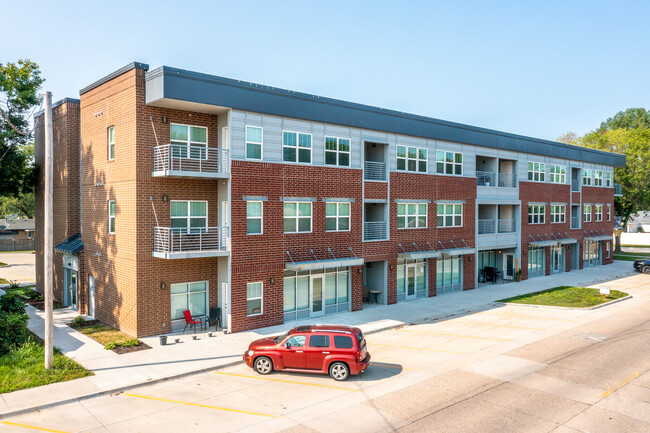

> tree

[
  {"left": 0, "top": 192, "right": 34, "bottom": 218},
  {"left": 598, "top": 108, "right": 650, "bottom": 132},
  {"left": 0, "top": 59, "right": 43, "bottom": 199},
  {"left": 556, "top": 131, "right": 579, "bottom": 145}
]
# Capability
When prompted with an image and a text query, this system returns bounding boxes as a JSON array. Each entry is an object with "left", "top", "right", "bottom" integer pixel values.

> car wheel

[
  {"left": 643, "top": 266, "right": 650, "bottom": 275},
  {"left": 329, "top": 362, "right": 349, "bottom": 381},
  {"left": 254, "top": 356, "right": 273, "bottom": 375}
]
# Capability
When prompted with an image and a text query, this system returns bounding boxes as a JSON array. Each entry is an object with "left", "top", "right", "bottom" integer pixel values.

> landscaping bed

[
  {"left": 68, "top": 318, "right": 151, "bottom": 354},
  {"left": 497, "top": 286, "right": 628, "bottom": 308},
  {"left": 3, "top": 285, "right": 63, "bottom": 310}
]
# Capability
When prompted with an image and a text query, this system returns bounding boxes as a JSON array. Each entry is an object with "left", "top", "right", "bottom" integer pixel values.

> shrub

[
  {"left": 0, "top": 292, "right": 27, "bottom": 315},
  {"left": 105, "top": 339, "right": 140, "bottom": 350},
  {"left": 0, "top": 310, "right": 29, "bottom": 356},
  {"left": 69, "top": 315, "right": 87, "bottom": 328},
  {"left": 8, "top": 280, "right": 20, "bottom": 289}
]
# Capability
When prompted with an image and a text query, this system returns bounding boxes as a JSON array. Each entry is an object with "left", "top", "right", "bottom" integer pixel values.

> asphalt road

[
  {"left": 1, "top": 273, "right": 648, "bottom": 433},
  {"left": 0, "top": 252, "right": 35, "bottom": 285}
]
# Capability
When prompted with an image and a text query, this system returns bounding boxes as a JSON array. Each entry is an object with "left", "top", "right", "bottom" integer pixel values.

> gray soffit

[
  {"left": 80, "top": 62, "right": 149, "bottom": 95},
  {"left": 145, "top": 65, "right": 626, "bottom": 167}
]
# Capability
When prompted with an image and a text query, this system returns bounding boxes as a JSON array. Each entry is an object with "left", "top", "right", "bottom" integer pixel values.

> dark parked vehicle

[
  {"left": 633, "top": 258, "right": 650, "bottom": 274},
  {"left": 243, "top": 324, "right": 370, "bottom": 381}
]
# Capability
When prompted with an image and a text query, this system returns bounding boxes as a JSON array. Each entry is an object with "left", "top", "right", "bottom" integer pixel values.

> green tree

[
  {"left": 598, "top": 108, "right": 650, "bottom": 132},
  {"left": 0, "top": 192, "right": 34, "bottom": 218},
  {"left": 0, "top": 59, "right": 43, "bottom": 198}
]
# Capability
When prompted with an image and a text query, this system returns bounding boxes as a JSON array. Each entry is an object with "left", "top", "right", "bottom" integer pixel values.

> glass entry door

[
  {"left": 551, "top": 247, "right": 564, "bottom": 273},
  {"left": 406, "top": 264, "right": 416, "bottom": 300},
  {"left": 503, "top": 254, "right": 515, "bottom": 280},
  {"left": 64, "top": 268, "right": 78, "bottom": 310},
  {"left": 310, "top": 275, "right": 325, "bottom": 317}
]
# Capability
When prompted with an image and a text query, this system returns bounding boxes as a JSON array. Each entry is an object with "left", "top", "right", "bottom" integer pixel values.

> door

[
  {"left": 88, "top": 275, "right": 95, "bottom": 317},
  {"left": 551, "top": 247, "right": 564, "bottom": 273},
  {"left": 504, "top": 254, "right": 515, "bottom": 280},
  {"left": 65, "top": 269, "right": 78, "bottom": 310},
  {"left": 305, "top": 334, "right": 330, "bottom": 370},
  {"left": 406, "top": 264, "right": 416, "bottom": 300},
  {"left": 282, "top": 334, "right": 306, "bottom": 369},
  {"left": 310, "top": 275, "right": 325, "bottom": 317}
]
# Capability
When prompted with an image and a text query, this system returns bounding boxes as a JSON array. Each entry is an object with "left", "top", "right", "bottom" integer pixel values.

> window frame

[
  {"left": 108, "top": 200, "right": 115, "bottom": 234},
  {"left": 246, "top": 281, "right": 263, "bottom": 316},
  {"left": 436, "top": 203, "right": 463, "bottom": 228},
  {"left": 528, "top": 204, "right": 546, "bottom": 225},
  {"left": 245, "top": 125, "right": 263, "bottom": 160},
  {"left": 595, "top": 205, "right": 603, "bottom": 222},
  {"left": 170, "top": 123, "right": 208, "bottom": 160},
  {"left": 607, "top": 204, "right": 611, "bottom": 221},
  {"left": 605, "top": 171, "right": 612, "bottom": 187},
  {"left": 246, "top": 201, "right": 263, "bottom": 235},
  {"left": 582, "top": 169, "right": 592, "bottom": 186},
  {"left": 283, "top": 201, "right": 313, "bottom": 234},
  {"left": 550, "top": 205, "right": 566, "bottom": 224},
  {"left": 397, "top": 145, "right": 428, "bottom": 173},
  {"left": 325, "top": 202, "right": 351, "bottom": 232},
  {"left": 436, "top": 150, "right": 463, "bottom": 176},
  {"left": 583, "top": 204, "right": 592, "bottom": 223},
  {"left": 549, "top": 164, "right": 566, "bottom": 184},
  {"left": 397, "top": 203, "right": 428, "bottom": 229},
  {"left": 108, "top": 126, "right": 115, "bottom": 160},
  {"left": 324, "top": 136, "right": 351, "bottom": 167},
  {"left": 527, "top": 162, "right": 546, "bottom": 182},
  {"left": 282, "top": 130, "right": 313, "bottom": 164},
  {"left": 170, "top": 280, "right": 209, "bottom": 321},
  {"left": 170, "top": 200, "right": 208, "bottom": 233},
  {"left": 594, "top": 170, "right": 603, "bottom": 186}
]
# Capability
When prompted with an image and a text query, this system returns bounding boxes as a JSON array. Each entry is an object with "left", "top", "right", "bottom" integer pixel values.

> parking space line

[
  {"left": 369, "top": 342, "right": 469, "bottom": 354},
  {"left": 396, "top": 329, "right": 511, "bottom": 341},
  {"left": 214, "top": 372, "right": 361, "bottom": 391},
  {"left": 1, "top": 421, "right": 69, "bottom": 433},
  {"left": 597, "top": 372, "right": 640, "bottom": 402},
  {"left": 431, "top": 319, "right": 543, "bottom": 330},
  {"left": 469, "top": 311, "right": 567, "bottom": 321},
  {"left": 123, "top": 393, "right": 275, "bottom": 417}
]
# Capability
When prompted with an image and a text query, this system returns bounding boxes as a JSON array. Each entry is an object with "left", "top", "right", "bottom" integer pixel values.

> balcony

[
  {"left": 478, "top": 218, "right": 515, "bottom": 234},
  {"left": 571, "top": 179, "right": 580, "bottom": 192},
  {"left": 364, "top": 161, "right": 387, "bottom": 181},
  {"left": 153, "top": 226, "right": 229, "bottom": 259},
  {"left": 152, "top": 144, "right": 229, "bottom": 178},
  {"left": 571, "top": 216, "right": 580, "bottom": 229},
  {"left": 478, "top": 219, "right": 496, "bottom": 234},
  {"left": 497, "top": 218, "right": 516, "bottom": 233},
  {"left": 614, "top": 183, "right": 622, "bottom": 197},
  {"left": 363, "top": 221, "right": 387, "bottom": 241},
  {"left": 498, "top": 173, "right": 517, "bottom": 188}
]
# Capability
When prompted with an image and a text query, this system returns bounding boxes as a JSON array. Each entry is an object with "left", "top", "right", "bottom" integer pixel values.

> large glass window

[
  {"left": 582, "top": 169, "right": 592, "bottom": 186},
  {"left": 436, "top": 256, "right": 462, "bottom": 292},
  {"left": 595, "top": 205, "right": 603, "bottom": 222},
  {"left": 326, "top": 202, "right": 350, "bottom": 231},
  {"left": 396, "top": 259, "right": 426, "bottom": 298},
  {"left": 528, "top": 204, "right": 546, "bottom": 224},
  {"left": 551, "top": 205, "right": 565, "bottom": 223},
  {"left": 171, "top": 123, "right": 207, "bottom": 159},
  {"left": 527, "top": 162, "right": 546, "bottom": 182},
  {"left": 549, "top": 165, "right": 566, "bottom": 183},
  {"left": 246, "top": 201, "right": 263, "bottom": 234},
  {"left": 436, "top": 204, "right": 462, "bottom": 227},
  {"left": 397, "top": 203, "right": 427, "bottom": 229},
  {"left": 284, "top": 268, "right": 349, "bottom": 316},
  {"left": 171, "top": 201, "right": 207, "bottom": 233},
  {"left": 584, "top": 204, "right": 592, "bottom": 222},
  {"left": 108, "top": 126, "right": 115, "bottom": 160},
  {"left": 284, "top": 202, "right": 312, "bottom": 233},
  {"left": 170, "top": 281, "right": 207, "bottom": 320},
  {"left": 528, "top": 248, "right": 544, "bottom": 278},
  {"left": 478, "top": 251, "right": 497, "bottom": 271},
  {"left": 246, "top": 126, "right": 262, "bottom": 160},
  {"left": 108, "top": 200, "right": 115, "bottom": 234},
  {"left": 325, "top": 136, "right": 350, "bottom": 166},
  {"left": 397, "top": 146, "right": 427, "bottom": 173},
  {"left": 436, "top": 150, "right": 462, "bottom": 175},
  {"left": 247, "top": 282, "right": 263, "bottom": 316},
  {"left": 283, "top": 131, "right": 312, "bottom": 163}
]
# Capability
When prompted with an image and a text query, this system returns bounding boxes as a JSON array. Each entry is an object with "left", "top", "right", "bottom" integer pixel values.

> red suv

[{"left": 243, "top": 325, "right": 370, "bottom": 381}]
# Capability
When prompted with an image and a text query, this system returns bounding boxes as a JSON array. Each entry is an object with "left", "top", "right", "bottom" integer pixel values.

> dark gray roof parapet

[
  {"left": 34, "top": 97, "right": 80, "bottom": 119},
  {"left": 80, "top": 62, "right": 149, "bottom": 96},
  {"left": 146, "top": 65, "right": 626, "bottom": 167}
]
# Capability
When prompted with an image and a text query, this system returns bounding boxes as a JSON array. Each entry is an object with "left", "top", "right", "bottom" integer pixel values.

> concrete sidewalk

[{"left": 0, "top": 260, "right": 638, "bottom": 418}]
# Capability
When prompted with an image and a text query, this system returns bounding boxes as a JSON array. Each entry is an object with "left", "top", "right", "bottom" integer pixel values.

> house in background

[
  {"left": 0, "top": 217, "right": 35, "bottom": 251},
  {"left": 625, "top": 211, "right": 650, "bottom": 232}
]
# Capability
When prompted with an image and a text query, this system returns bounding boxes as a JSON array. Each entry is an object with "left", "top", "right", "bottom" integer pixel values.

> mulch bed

[
  {"left": 25, "top": 299, "right": 64, "bottom": 310},
  {"left": 110, "top": 342, "right": 151, "bottom": 355}
]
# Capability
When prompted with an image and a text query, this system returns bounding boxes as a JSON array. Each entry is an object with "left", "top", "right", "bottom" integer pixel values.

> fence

[{"left": 0, "top": 239, "right": 34, "bottom": 252}]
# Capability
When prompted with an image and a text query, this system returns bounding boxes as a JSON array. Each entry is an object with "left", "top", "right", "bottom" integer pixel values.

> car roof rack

[{"left": 311, "top": 329, "right": 352, "bottom": 334}]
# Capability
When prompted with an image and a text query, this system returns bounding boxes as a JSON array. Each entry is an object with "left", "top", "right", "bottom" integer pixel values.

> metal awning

[
  {"left": 558, "top": 238, "right": 577, "bottom": 245},
  {"left": 398, "top": 250, "right": 441, "bottom": 260},
  {"left": 54, "top": 233, "right": 83, "bottom": 254},
  {"left": 585, "top": 235, "right": 613, "bottom": 242},
  {"left": 437, "top": 247, "right": 475, "bottom": 256},
  {"left": 529, "top": 240, "right": 558, "bottom": 247},
  {"left": 285, "top": 257, "right": 365, "bottom": 271}
]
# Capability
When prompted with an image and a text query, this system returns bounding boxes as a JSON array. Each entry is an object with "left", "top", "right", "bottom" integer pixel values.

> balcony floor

[
  {"left": 152, "top": 169, "right": 229, "bottom": 179},
  {"left": 152, "top": 250, "right": 229, "bottom": 259}
]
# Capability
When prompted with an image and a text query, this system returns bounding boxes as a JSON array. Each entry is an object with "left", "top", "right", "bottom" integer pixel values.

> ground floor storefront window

[
  {"left": 283, "top": 267, "right": 350, "bottom": 322},
  {"left": 396, "top": 259, "right": 426, "bottom": 301},
  {"left": 171, "top": 281, "right": 208, "bottom": 320},
  {"left": 528, "top": 247, "right": 545, "bottom": 278},
  {"left": 437, "top": 256, "right": 462, "bottom": 294},
  {"left": 583, "top": 240, "right": 602, "bottom": 267}
]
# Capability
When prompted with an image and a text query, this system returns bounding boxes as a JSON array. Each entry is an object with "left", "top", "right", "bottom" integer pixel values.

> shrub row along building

[{"left": 34, "top": 63, "right": 625, "bottom": 337}]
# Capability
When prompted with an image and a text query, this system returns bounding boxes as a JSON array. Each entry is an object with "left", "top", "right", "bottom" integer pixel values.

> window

[
  {"left": 246, "top": 201, "right": 263, "bottom": 235},
  {"left": 436, "top": 150, "right": 462, "bottom": 175},
  {"left": 549, "top": 165, "right": 566, "bottom": 183},
  {"left": 396, "top": 259, "right": 426, "bottom": 297},
  {"left": 325, "top": 136, "right": 350, "bottom": 166},
  {"left": 605, "top": 171, "right": 612, "bottom": 187},
  {"left": 171, "top": 201, "right": 207, "bottom": 233},
  {"left": 527, "top": 162, "right": 546, "bottom": 182},
  {"left": 397, "top": 203, "right": 427, "bottom": 229},
  {"left": 247, "top": 282, "right": 263, "bottom": 316},
  {"left": 584, "top": 205, "right": 592, "bottom": 222},
  {"left": 436, "top": 256, "right": 462, "bottom": 291},
  {"left": 606, "top": 242, "right": 611, "bottom": 258},
  {"left": 528, "top": 247, "right": 544, "bottom": 278},
  {"left": 334, "top": 335, "right": 353, "bottom": 349},
  {"left": 582, "top": 169, "right": 592, "bottom": 186},
  {"left": 309, "top": 335, "right": 330, "bottom": 348},
  {"left": 108, "top": 126, "right": 115, "bottom": 160},
  {"left": 108, "top": 200, "right": 115, "bottom": 233},
  {"left": 284, "top": 268, "right": 349, "bottom": 318},
  {"left": 170, "top": 281, "right": 207, "bottom": 320},
  {"left": 594, "top": 170, "right": 603, "bottom": 186},
  {"left": 550, "top": 205, "right": 566, "bottom": 223},
  {"left": 528, "top": 204, "right": 546, "bottom": 224},
  {"left": 246, "top": 126, "right": 263, "bottom": 159},
  {"left": 436, "top": 204, "right": 462, "bottom": 227},
  {"left": 284, "top": 202, "right": 312, "bottom": 233},
  {"left": 283, "top": 131, "right": 312, "bottom": 163},
  {"left": 595, "top": 205, "right": 603, "bottom": 222},
  {"left": 397, "top": 146, "right": 427, "bottom": 173},
  {"left": 285, "top": 335, "right": 305, "bottom": 347},
  {"left": 326, "top": 202, "right": 350, "bottom": 231},
  {"left": 607, "top": 204, "right": 611, "bottom": 221},
  {"left": 283, "top": 271, "right": 309, "bottom": 313},
  {"left": 170, "top": 123, "right": 207, "bottom": 159}
]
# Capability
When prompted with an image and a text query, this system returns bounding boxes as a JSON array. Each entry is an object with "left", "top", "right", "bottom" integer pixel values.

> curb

[{"left": 493, "top": 294, "right": 633, "bottom": 311}]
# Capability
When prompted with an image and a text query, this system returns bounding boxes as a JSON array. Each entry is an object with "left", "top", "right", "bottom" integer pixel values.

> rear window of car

[
  {"left": 309, "top": 335, "right": 330, "bottom": 348},
  {"left": 334, "top": 335, "right": 354, "bottom": 349}
]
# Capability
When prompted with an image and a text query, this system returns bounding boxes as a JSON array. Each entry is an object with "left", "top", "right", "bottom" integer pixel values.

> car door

[
  {"left": 281, "top": 334, "right": 306, "bottom": 369},
  {"left": 305, "top": 334, "right": 330, "bottom": 370}
]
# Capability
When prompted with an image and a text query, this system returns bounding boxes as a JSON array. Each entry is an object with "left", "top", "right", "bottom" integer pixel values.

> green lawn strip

[
  {"left": 0, "top": 278, "right": 8, "bottom": 285},
  {"left": 0, "top": 331, "right": 92, "bottom": 394},
  {"left": 71, "top": 322, "right": 138, "bottom": 349},
  {"left": 497, "top": 286, "right": 628, "bottom": 308},
  {"left": 621, "top": 244, "right": 650, "bottom": 248},
  {"left": 614, "top": 255, "right": 648, "bottom": 262},
  {"left": 0, "top": 250, "right": 34, "bottom": 254},
  {"left": 615, "top": 251, "right": 650, "bottom": 256},
  {"left": 0, "top": 262, "right": 7, "bottom": 267}
]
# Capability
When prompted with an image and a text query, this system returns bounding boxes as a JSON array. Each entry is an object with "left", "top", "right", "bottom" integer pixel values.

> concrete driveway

[{"left": 0, "top": 252, "right": 35, "bottom": 285}]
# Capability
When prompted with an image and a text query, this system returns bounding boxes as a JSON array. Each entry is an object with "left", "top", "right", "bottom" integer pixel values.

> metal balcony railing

[
  {"left": 476, "top": 171, "right": 496, "bottom": 187},
  {"left": 363, "top": 221, "right": 387, "bottom": 241},
  {"left": 571, "top": 179, "right": 580, "bottom": 192},
  {"left": 498, "top": 173, "right": 517, "bottom": 188},
  {"left": 498, "top": 218, "right": 516, "bottom": 233},
  {"left": 571, "top": 216, "right": 580, "bottom": 229},
  {"left": 154, "top": 226, "right": 229, "bottom": 256},
  {"left": 614, "top": 183, "right": 622, "bottom": 196},
  {"left": 478, "top": 219, "right": 496, "bottom": 234},
  {"left": 364, "top": 161, "right": 387, "bottom": 181},
  {"left": 153, "top": 144, "right": 229, "bottom": 177}
]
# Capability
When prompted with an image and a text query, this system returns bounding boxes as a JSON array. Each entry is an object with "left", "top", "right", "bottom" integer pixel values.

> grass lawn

[
  {"left": 614, "top": 251, "right": 650, "bottom": 261},
  {"left": 0, "top": 278, "right": 8, "bottom": 285},
  {"left": 69, "top": 320, "right": 149, "bottom": 353},
  {"left": 0, "top": 332, "right": 92, "bottom": 394},
  {"left": 621, "top": 244, "right": 650, "bottom": 248},
  {"left": 497, "top": 286, "right": 628, "bottom": 308},
  {"left": 0, "top": 262, "right": 7, "bottom": 267},
  {"left": 0, "top": 250, "right": 34, "bottom": 254}
]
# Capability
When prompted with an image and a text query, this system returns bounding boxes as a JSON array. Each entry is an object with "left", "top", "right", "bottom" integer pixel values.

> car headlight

[{"left": 247, "top": 350, "right": 254, "bottom": 357}]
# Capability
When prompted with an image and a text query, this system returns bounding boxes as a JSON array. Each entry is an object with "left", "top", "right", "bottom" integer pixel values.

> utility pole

[{"left": 44, "top": 92, "right": 53, "bottom": 369}]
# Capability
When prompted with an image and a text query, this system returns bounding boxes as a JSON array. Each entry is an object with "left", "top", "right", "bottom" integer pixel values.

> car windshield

[{"left": 273, "top": 331, "right": 290, "bottom": 344}]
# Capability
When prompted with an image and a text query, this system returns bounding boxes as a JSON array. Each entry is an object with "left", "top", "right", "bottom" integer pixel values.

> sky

[{"left": 3, "top": 0, "right": 650, "bottom": 140}]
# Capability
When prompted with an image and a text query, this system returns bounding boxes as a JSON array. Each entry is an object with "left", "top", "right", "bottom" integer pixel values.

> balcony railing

[
  {"left": 497, "top": 218, "right": 516, "bottom": 233},
  {"left": 571, "top": 179, "right": 580, "bottom": 191},
  {"left": 477, "top": 171, "right": 517, "bottom": 188},
  {"left": 498, "top": 173, "right": 517, "bottom": 188},
  {"left": 153, "top": 226, "right": 229, "bottom": 259},
  {"left": 614, "top": 183, "right": 622, "bottom": 196},
  {"left": 153, "top": 144, "right": 229, "bottom": 178},
  {"left": 363, "top": 221, "right": 387, "bottom": 241},
  {"left": 364, "top": 161, "right": 387, "bottom": 181},
  {"left": 571, "top": 216, "right": 580, "bottom": 229},
  {"left": 478, "top": 219, "right": 496, "bottom": 234}
]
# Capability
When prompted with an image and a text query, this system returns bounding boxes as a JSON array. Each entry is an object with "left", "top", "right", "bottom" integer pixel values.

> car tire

[
  {"left": 643, "top": 266, "right": 650, "bottom": 275},
  {"left": 329, "top": 362, "right": 349, "bottom": 381},
  {"left": 253, "top": 356, "right": 273, "bottom": 375}
]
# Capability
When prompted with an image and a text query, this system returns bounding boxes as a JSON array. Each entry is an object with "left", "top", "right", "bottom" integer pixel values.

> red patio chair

[{"left": 183, "top": 310, "right": 202, "bottom": 333}]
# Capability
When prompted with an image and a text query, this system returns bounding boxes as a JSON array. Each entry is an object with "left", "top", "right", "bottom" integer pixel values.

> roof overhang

[
  {"left": 398, "top": 250, "right": 441, "bottom": 260},
  {"left": 54, "top": 234, "right": 83, "bottom": 254},
  {"left": 438, "top": 247, "right": 475, "bottom": 256},
  {"left": 285, "top": 257, "right": 364, "bottom": 271},
  {"left": 585, "top": 235, "right": 613, "bottom": 242},
  {"left": 529, "top": 240, "right": 559, "bottom": 247}
]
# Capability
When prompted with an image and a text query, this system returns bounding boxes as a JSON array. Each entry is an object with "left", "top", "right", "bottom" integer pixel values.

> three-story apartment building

[{"left": 35, "top": 63, "right": 625, "bottom": 337}]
